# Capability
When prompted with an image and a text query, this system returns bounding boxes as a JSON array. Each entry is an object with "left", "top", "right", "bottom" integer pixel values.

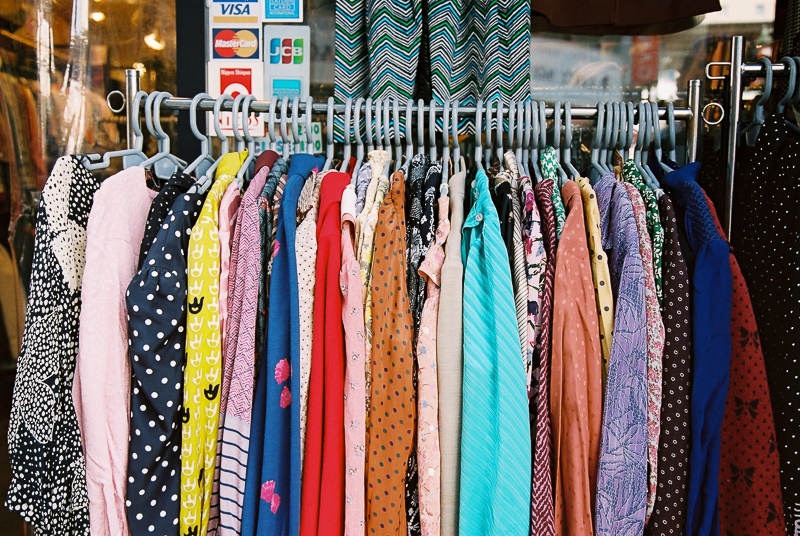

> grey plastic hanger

[
  {"left": 235, "top": 94, "right": 258, "bottom": 186},
  {"left": 552, "top": 101, "right": 568, "bottom": 185},
  {"left": 190, "top": 94, "right": 231, "bottom": 194},
  {"left": 474, "top": 98, "right": 484, "bottom": 171},
  {"left": 777, "top": 56, "right": 797, "bottom": 113},
  {"left": 184, "top": 92, "right": 215, "bottom": 177},
  {"left": 83, "top": 90, "right": 148, "bottom": 170},
  {"left": 452, "top": 100, "right": 461, "bottom": 176},
  {"left": 279, "top": 97, "right": 290, "bottom": 158},
  {"left": 429, "top": 99, "right": 438, "bottom": 162},
  {"left": 268, "top": 98, "right": 278, "bottom": 152},
  {"left": 590, "top": 101, "right": 606, "bottom": 176},
  {"left": 364, "top": 97, "right": 374, "bottom": 153},
  {"left": 338, "top": 98, "right": 351, "bottom": 172},
  {"left": 600, "top": 102, "right": 614, "bottom": 172},
  {"left": 633, "top": 101, "right": 648, "bottom": 178},
  {"left": 382, "top": 98, "right": 392, "bottom": 159},
  {"left": 524, "top": 100, "right": 538, "bottom": 181},
  {"left": 607, "top": 102, "right": 620, "bottom": 171},
  {"left": 290, "top": 97, "right": 301, "bottom": 155},
  {"left": 665, "top": 102, "right": 677, "bottom": 162},
  {"left": 404, "top": 99, "right": 414, "bottom": 163},
  {"left": 496, "top": 100, "right": 506, "bottom": 167},
  {"left": 374, "top": 97, "right": 384, "bottom": 152},
  {"left": 442, "top": 99, "right": 450, "bottom": 185},
  {"left": 322, "top": 97, "right": 338, "bottom": 171},
  {"left": 484, "top": 100, "right": 494, "bottom": 166},
  {"left": 305, "top": 96, "right": 314, "bottom": 155},
  {"left": 231, "top": 93, "right": 247, "bottom": 152},
  {"left": 640, "top": 102, "right": 662, "bottom": 189},
  {"left": 624, "top": 101, "right": 635, "bottom": 160},
  {"left": 530, "top": 101, "right": 544, "bottom": 181},
  {"left": 416, "top": 99, "right": 425, "bottom": 156},
  {"left": 651, "top": 101, "right": 672, "bottom": 174},
  {"left": 514, "top": 100, "right": 524, "bottom": 170},
  {"left": 563, "top": 101, "right": 580, "bottom": 179},
  {"left": 392, "top": 99, "right": 402, "bottom": 169},
  {"left": 350, "top": 97, "right": 365, "bottom": 183},
  {"left": 745, "top": 57, "right": 773, "bottom": 146},
  {"left": 140, "top": 92, "right": 187, "bottom": 180}
]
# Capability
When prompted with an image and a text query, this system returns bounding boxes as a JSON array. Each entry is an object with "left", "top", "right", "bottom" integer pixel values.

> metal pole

[
  {"left": 125, "top": 68, "right": 141, "bottom": 149},
  {"left": 687, "top": 79, "right": 702, "bottom": 164},
  {"left": 725, "top": 35, "right": 744, "bottom": 240}
]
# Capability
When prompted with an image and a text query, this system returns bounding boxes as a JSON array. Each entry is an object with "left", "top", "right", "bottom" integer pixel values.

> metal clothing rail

[
  {"left": 705, "top": 35, "right": 792, "bottom": 239},
  {"left": 117, "top": 68, "right": 704, "bottom": 165}
]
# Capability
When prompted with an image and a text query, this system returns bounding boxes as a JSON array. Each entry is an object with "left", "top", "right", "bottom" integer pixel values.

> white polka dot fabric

[
  {"left": 6, "top": 156, "right": 101, "bottom": 535},
  {"left": 125, "top": 191, "right": 205, "bottom": 534}
]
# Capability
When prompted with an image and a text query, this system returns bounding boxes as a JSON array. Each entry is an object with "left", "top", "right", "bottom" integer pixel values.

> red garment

[
  {"left": 299, "top": 171, "right": 350, "bottom": 536},
  {"left": 704, "top": 194, "right": 786, "bottom": 535}
]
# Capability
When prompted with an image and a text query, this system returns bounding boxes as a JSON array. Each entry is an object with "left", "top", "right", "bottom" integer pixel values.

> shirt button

[{"left": 475, "top": 213, "right": 483, "bottom": 222}]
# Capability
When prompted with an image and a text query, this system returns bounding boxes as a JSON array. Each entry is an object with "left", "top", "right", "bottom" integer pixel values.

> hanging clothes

[
  {"left": 365, "top": 168, "right": 415, "bottom": 536},
  {"left": 731, "top": 113, "right": 800, "bottom": 533},
  {"left": 703, "top": 194, "right": 787, "bottom": 536},
  {"left": 180, "top": 151, "right": 246, "bottom": 536},
  {"left": 340, "top": 184, "right": 368, "bottom": 536},
  {"left": 593, "top": 173, "right": 648, "bottom": 535},
  {"left": 519, "top": 174, "right": 546, "bottom": 400},
  {"left": 620, "top": 180, "right": 665, "bottom": 525},
  {"left": 530, "top": 178, "right": 557, "bottom": 536},
  {"left": 576, "top": 177, "right": 614, "bottom": 382},
  {"left": 215, "top": 159, "right": 274, "bottom": 536},
  {"left": 460, "top": 168, "right": 531, "bottom": 536},
  {"left": 137, "top": 172, "right": 195, "bottom": 269},
  {"left": 540, "top": 148, "right": 566, "bottom": 240},
  {"left": 416, "top": 193, "right": 450, "bottom": 536},
  {"left": 549, "top": 180, "right": 603, "bottom": 535},
  {"left": 437, "top": 165, "right": 466, "bottom": 536},
  {"left": 6, "top": 156, "right": 100, "bottom": 536},
  {"left": 73, "top": 166, "right": 157, "bottom": 536},
  {"left": 242, "top": 157, "right": 289, "bottom": 536},
  {"left": 295, "top": 168, "right": 325, "bottom": 468},
  {"left": 125, "top": 187, "right": 206, "bottom": 536},
  {"left": 663, "top": 162, "right": 732, "bottom": 536},
  {"left": 300, "top": 170, "right": 350, "bottom": 536},
  {"left": 255, "top": 153, "right": 323, "bottom": 536},
  {"left": 645, "top": 193, "right": 692, "bottom": 536}
]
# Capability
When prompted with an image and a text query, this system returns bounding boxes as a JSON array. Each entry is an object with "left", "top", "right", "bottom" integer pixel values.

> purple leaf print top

[{"left": 593, "top": 174, "right": 648, "bottom": 536}]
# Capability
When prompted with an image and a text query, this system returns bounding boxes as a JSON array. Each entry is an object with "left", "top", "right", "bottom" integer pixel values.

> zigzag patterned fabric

[{"left": 335, "top": 0, "right": 532, "bottom": 136}]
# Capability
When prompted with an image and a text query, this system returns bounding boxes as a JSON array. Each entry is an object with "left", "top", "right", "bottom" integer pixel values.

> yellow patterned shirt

[
  {"left": 577, "top": 177, "right": 615, "bottom": 383},
  {"left": 180, "top": 151, "right": 246, "bottom": 536}
]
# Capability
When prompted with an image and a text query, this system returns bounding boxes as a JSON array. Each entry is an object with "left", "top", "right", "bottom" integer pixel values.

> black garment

[
  {"left": 6, "top": 156, "right": 101, "bottom": 535},
  {"left": 493, "top": 172, "right": 514, "bottom": 262},
  {"left": 125, "top": 191, "right": 205, "bottom": 535},
  {"left": 646, "top": 193, "right": 693, "bottom": 536},
  {"left": 732, "top": 113, "right": 800, "bottom": 533},
  {"left": 137, "top": 171, "right": 194, "bottom": 269},
  {"left": 405, "top": 153, "right": 433, "bottom": 328}
]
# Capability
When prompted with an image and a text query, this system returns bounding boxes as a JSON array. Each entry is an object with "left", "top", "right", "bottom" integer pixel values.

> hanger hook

[
  {"left": 213, "top": 94, "right": 232, "bottom": 152},
  {"left": 241, "top": 94, "right": 256, "bottom": 145},
  {"left": 405, "top": 98, "right": 414, "bottom": 161},
  {"left": 144, "top": 91, "right": 160, "bottom": 138},
  {"left": 189, "top": 92, "right": 212, "bottom": 143},
  {"left": 305, "top": 96, "right": 314, "bottom": 150},
  {"left": 365, "top": 97, "right": 374, "bottom": 152},
  {"left": 231, "top": 93, "right": 246, "bottom": 150},
  {"left": 268, "top": 97, "right": 277, "bottom": 149},
  {"left": 382, "top": 98, "right": 392, "bottom": 151},
  {"left": 777, "top": 56, "right": 797, "bottom": 113},
  {"left": 291, "top": 97, "right": 301, "bottom": 153},
  {"left": 452, "top": 100, "right": 461, "bottom": 170},
  {"left": 429, "top": 99, "right": 438, "bottom": 161},
  {"left": 280, "top": 96, "right": 290, "bottom": 157},
  {"left": 337, "top": 97, "right": 350, "bottom": 171},
  {"left": 474, "top": 98, "right": 483, "bottom": 164},
  {"left": 417, "top": 98, "right": 425, "bottom": 154}
]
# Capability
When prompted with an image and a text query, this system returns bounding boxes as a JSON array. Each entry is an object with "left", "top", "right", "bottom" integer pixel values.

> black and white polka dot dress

[
  {"left": 732, "top": 112, "right": 800, "bottom": 533},
  {"left": 6, "top": 156, "right": 101, "bottom": 535},
  {"left": 125, "top": 191, "right": 205, "bottom": 535}
]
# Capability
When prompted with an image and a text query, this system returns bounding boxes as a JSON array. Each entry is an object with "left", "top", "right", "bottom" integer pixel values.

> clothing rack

[
  {"left": 705, "top": 35, "right": 791, "bottom": 239},
  {"left": 116, "top": 67, "right": 704, "bottom": 171}
]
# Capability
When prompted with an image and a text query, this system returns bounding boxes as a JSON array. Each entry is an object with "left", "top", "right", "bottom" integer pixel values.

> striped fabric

[
  {"left": 505, "top": 151, "right": 530, "bottom": 380},
  {"left": 460, "top": 168, "right": 531, "bottom": 535},
  {"left": 531, "top": 179, "right": 558, "bottom": 536}
]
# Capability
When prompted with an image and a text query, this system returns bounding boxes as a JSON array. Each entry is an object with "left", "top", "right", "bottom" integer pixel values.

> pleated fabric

[{"left": 460, "top": 168, "right": 531, "bottom": 536}]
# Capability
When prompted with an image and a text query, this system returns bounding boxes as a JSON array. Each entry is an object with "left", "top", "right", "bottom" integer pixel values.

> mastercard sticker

[{"left": 212, "top": 28, "right": 261, "bottom": 60}]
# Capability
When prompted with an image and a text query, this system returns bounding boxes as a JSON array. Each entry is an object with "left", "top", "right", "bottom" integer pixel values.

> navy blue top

[
  {"left": 663, "top": 162, "right": 732, "bottom": 536},
  {"left": 241, "top": 153, "right": 321, "bottom": 536}
]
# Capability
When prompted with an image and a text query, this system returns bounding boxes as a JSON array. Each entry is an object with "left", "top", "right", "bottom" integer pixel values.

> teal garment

[
  {"left": 460, "top": 169, "right": 532, "bottom": 535},
  {"left": 540, "top": 147, "right": 566, "bottom": 240}
]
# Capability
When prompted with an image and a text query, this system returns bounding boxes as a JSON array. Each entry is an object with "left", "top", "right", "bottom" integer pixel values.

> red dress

[{"left": 300, "top": 171, "right": 350, "bottom": 536}]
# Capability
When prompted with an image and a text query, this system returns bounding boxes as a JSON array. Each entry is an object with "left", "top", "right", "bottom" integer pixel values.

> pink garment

[
  {"left": 73, "top": 166, "right": 157, "bottom": 536},
  {"left": 340, "top": 185, "right": 367, "bottom": 536},
  {"left": 621, "top": 182, "right": 665, "bottom": 515},
  {"left": 416, "top": 196, "right": 450, "bottom": 536},
  {"left": 218, "top": 180, "right": 242, "bottom": 371},
  {"left": 211, "top": 167, "right": 270, "bottom": 535}
]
